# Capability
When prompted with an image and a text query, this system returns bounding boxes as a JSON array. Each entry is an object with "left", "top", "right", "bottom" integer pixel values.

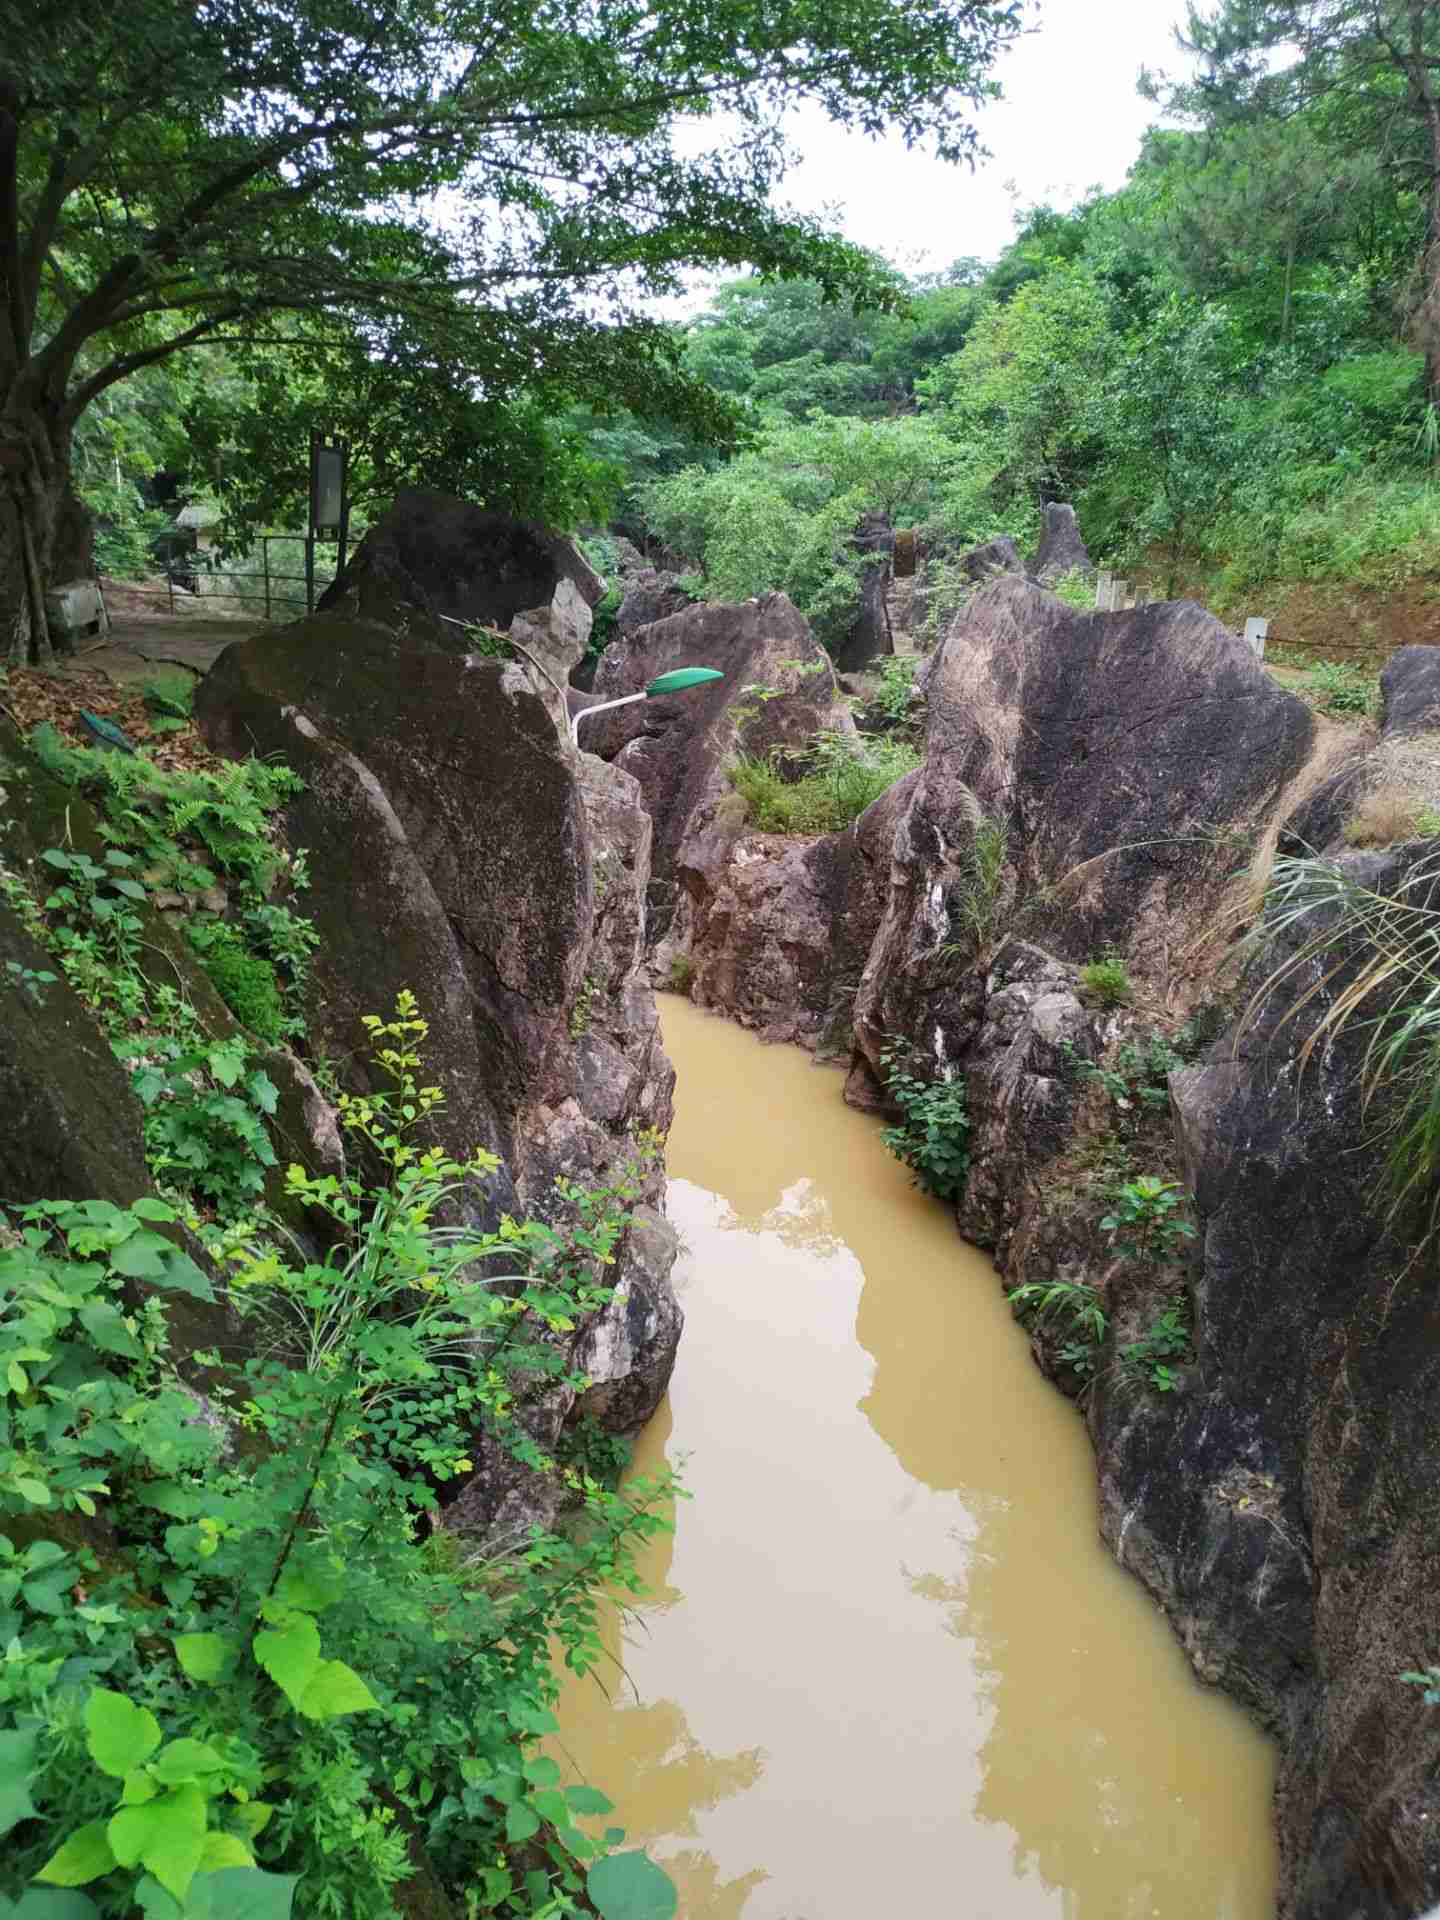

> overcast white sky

[{"left": 670, "top": 0, "right": 1198, "bottom": 310}]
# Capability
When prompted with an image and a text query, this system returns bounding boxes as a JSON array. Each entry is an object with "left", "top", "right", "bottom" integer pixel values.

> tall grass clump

[
  {"left": 729, "top": 729, "right": 920, "bottom": 834},
  {"left": 1250, "top": 846, "right": 1440, "bottom": 1238}
]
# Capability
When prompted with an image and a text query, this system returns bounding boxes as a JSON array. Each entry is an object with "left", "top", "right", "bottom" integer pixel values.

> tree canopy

[{"left": 0, "top": 0, "right": 1021, "bottom": 657}]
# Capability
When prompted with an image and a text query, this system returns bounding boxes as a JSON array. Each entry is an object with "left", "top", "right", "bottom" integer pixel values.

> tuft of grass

[
  {"left": 729, "top": 729, "right": 920, "bottom": 835},
  {"left": 1047, "top": 566, "right": 1096, "bottom": 610},
  {"left": 1249, "top": 845, "right": 1440, "bottom": 1241},
  {"left": 1079, "top": 947, "right": 1134, "bottom": 1008},
  {"left": 1344, "top": 785, "right": 1432, "bottom": 848},
  {"left": 1306, "top": 659, "right": 1378, "bottom": 718},
  {"left": 667, "top": 953, "right": 695, "bottom": 995}
]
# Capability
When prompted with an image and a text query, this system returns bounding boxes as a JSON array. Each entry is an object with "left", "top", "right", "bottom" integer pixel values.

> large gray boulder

[
  {"left": 681, "top": 770, "right": 918, "bottom": 1050},
  {"left": 614, "top": 568, "right": 694, "bottom": 643},
  {"left": 317, "top": 489, "right": 603, "bottom": 694},
  {"left": 853, "top": 577, "right": 1314, "bottom": 1086}
]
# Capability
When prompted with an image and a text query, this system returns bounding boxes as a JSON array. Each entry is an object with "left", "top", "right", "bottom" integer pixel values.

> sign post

[{"left": 307, "top": 432, "right": 351, "bottom": 611}]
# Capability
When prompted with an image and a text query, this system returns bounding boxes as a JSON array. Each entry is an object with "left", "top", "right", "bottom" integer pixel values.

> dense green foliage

[
  {"left": 617, "top": 2, "right": 1440, "bottom": 629},
  {"left": 0, "top": 0, "right": 1021, "bottom": 652},
  {"left": 0, "top": 997, "right": 680, "bottom": 1919}
]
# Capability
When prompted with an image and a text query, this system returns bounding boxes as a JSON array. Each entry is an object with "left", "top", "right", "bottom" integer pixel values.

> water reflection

[{"left": 551, "top": 1002, "right": 1276, "bottom": 1918}]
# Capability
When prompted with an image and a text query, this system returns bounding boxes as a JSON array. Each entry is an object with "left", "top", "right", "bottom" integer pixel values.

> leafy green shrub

[
  {"left": 946, "top": 812, "right": 1008, "bottom": 951},
  {"left": 0, "top": 995, "right": 678, "bottom": 1919},
  {"left": 1064, "top": 1033, "right": 1186, "bottom": 1116},
  {"left": 1305, "top": 659, "right": 1377, "bottom": 717},
  {"left": 1099, "top": 1175, "right": 1196, "bottom": 1263},
  {"left": 1047, "top": 566, "right": 1096, "bottom": 609},
  {"left": 1079, "top": 948, "right": 1134, "bottom": 1008},
  {"left": 1120, "top": 1296, "right": 1193, "bottom": 1393},
  {"left": 141, "top": 669, "right": 196, "bottom": 734},
  {"left": 871, "top": 655, "right": 920, "bottom": 728},
  {"left": 729, "top": 730, "right": 919, "bottom": 833},
  {"left": 122, "top": 1031, "right": 280, "bottom": 1217},
  {"left": 667, "top": 953, "right": 695, "bottom": 994},
  {"left": 879, "top": 1046, "right": 970, "bottom": 1201},
  {"left": 1252, "top": 846, "right": 1440, "bottom": 1238}
]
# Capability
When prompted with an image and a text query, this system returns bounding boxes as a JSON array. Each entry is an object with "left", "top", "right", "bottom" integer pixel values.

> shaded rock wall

[{"left": 196, "top": 512, "right": 683, "bottom": 1533}]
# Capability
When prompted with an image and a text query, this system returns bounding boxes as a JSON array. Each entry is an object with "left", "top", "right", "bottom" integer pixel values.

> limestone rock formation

[
  {"left": 585, "top": 592, "right": 855, "bottom": 952},
  {"left": 851, "top": 577, "right": 1315, "bottom": 1087},
  {"left": 613, "top": 568, "right": 694, "bottom": 645},
  {"left": 833, "top": 512, "right": 895, "bottom": 674},
  {"left": 1028, "top": 502, "right": 1092, "bottom": 584}
]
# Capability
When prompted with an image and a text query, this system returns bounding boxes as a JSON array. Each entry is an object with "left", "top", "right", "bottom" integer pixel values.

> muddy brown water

[{"left": 554, "top": 1000, "right": 1276, "bottom": 1918}]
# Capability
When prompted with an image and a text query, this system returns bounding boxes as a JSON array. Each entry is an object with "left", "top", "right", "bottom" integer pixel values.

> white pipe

[{"left": 571, "top": 690, "right": 648, "bottom": 746}]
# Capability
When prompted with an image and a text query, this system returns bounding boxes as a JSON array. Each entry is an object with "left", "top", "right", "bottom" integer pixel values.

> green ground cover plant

[
  {"left": 729, "top": 730, "right": 919, "bottom": 834},
  {"left": 0, "top": 994, "right": 680, "bottom": 1920},
  {"left": 879, "top": 1044, "right": 970, "bottom": 1202}
]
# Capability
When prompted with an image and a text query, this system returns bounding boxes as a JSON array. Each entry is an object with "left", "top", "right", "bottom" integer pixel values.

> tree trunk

[{"left": 0, "top": 399, "right": 87, "bottom": 663}]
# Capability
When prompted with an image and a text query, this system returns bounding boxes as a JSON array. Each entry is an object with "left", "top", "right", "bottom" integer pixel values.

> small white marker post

[
  {"left": 1095, "top": 570, "right": 1113, "bottom": 610},
  {"left": 1244, "top": 617, "right": 1270, "bottom": 659}
]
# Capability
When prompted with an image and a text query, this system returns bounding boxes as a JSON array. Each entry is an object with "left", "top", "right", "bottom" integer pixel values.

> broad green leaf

[
  {"left": 523, "top": 1753, "right": 561, "bottom": 1788},
  {"left": 506, "top": 1702, "right": 559, "bottom": 1735},
  {"left": 158, "top": 1253, "right": 215, "bottom": 1302},
  {"left": 131, "top": 1198, "right": 177, "bottom": 1223},
  {"left": 586, "top": 1852, "right": 678, "bottom": 1920},
  {"left": 275, "top": 1563, "right": 342, "bottom": 1613},
  {"left": 11, "top": 1478, "right": 50, "bottom": 1506},
  {"left": 233, "top": 1803, "right": 274, "bottom": 1839},
  {"left": 86, "top": 1688, "right": 162, "bottom": 1777},
  {"left": 7, "top": 1893, "right": 103, "bottom": 1919},
  {"left": 174, "top": 1633, "right": 235, "bottom": 1682},
  {"left": 197, "top": 1833, "right": 255, "bottom": 1871},
  {"left": 564, "top": 1785, "right": 615, "bottom": 1817},
  {"left": 253, "top": 1614, "right": 320, "bottom": 1711},
  {"left": 37, "top": 1821, "right": 117, "bottom": 1886},
  {"left": 134, "top": 1880, "right": 181, "bottom": 1920},
  {"left": 108, "top": 1783, "right": 207, "bottom": 1900},
  {"left": 22, "top": 1569, "right": 72, "bottom": 1616},
  {"left": 192, "top": 1869, "right": 298, "bottom": 1920},
  {"left": 108, "top": 1234, "right": 173, "bottom": 1281},
  {"left": 0, "top": 1726, "right": 37, "bottom": 1838},
  {"left": 78, "top": 1303, "right": 142, "bottom": 1357},
  {"left": 152, "top": 1738, "right": 225, "bottom": 1784},
  {"left": 505, "top": 1802, "right": 541, "bottom": 1844},
  {"left": 297, "top": 1658, "right": 379, "bottom": 1720}
]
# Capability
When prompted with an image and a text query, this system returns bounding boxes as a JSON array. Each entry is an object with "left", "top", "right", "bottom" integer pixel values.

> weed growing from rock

[
  {"left": 729, "top": 729, "right": 919, "bottom": 834},
  {"left": 1079, "top": 947, "right": 1135, "bottom": 1008},
  {"left": 879, "top": 1044, "right": 970, "bottom": 1201}
]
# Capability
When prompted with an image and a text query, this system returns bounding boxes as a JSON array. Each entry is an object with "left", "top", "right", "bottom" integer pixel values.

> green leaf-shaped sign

[
  {"left": 644, "top": 668, "right": 724, "bottom": 696},
  {"left": 586, "top": 1851, "right": 678, "bottom": 1920}
]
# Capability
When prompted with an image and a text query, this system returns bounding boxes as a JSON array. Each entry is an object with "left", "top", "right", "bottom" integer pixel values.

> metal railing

[{"left": 118, "top": 533, "right": 340, "bottom": 622}]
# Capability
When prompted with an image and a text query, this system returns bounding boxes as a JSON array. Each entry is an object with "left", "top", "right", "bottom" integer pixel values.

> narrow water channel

[{"left": 555, "top": 1000, "right": 1276, "bottom": 1918}]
